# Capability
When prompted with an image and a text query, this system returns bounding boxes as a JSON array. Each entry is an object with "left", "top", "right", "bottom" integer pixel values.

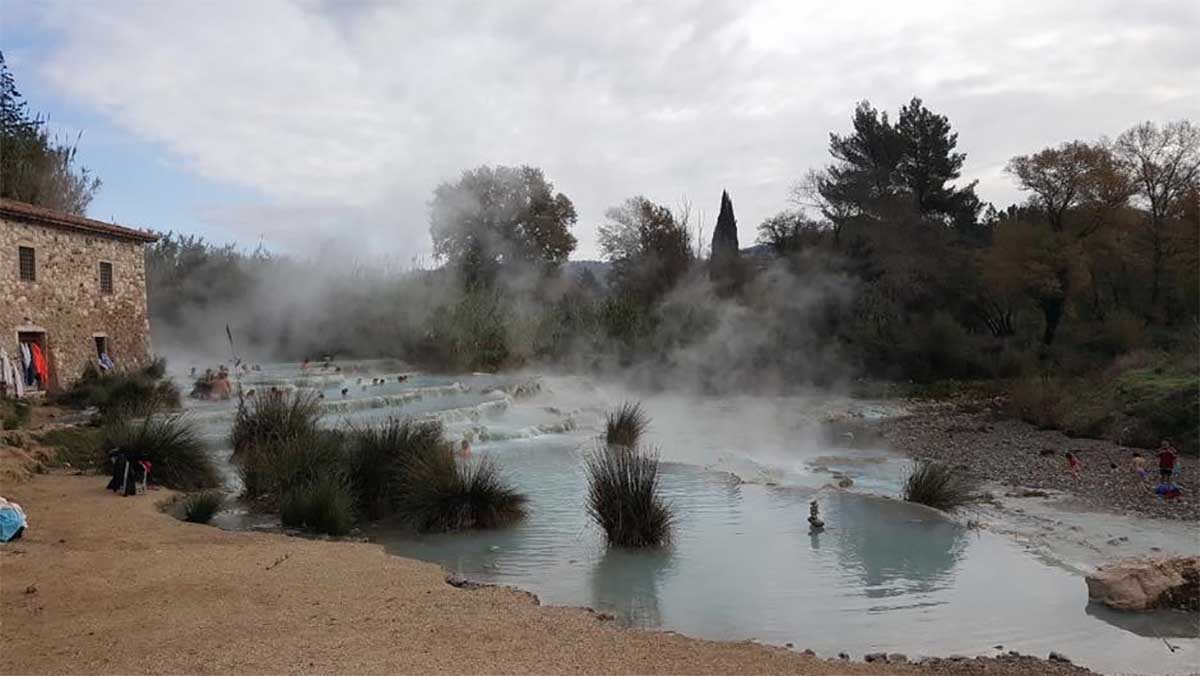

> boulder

[{"left": 1085, "top": 556, "right": 1200, "bottom": 611}]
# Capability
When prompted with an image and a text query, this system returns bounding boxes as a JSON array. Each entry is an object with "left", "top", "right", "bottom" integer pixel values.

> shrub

[
  {"left": 56, "top": 361, "right": 181, "bottom": 418},
  {"left": 280, "top": 474, "right": 355, "bottom": 535},
  {"left": 346, "top": 418, "right": 446, "bottom": 520},
  {"left": 394, "top": 448, "right": 527, "bottom": 532},
  {"left": 1008, "top": 377, "right": 1066, "bottom": 430},
  {"left": 102, "top": 414, "right": 218, "bottom": 490},
  {"left": 585, "top": 444, "right": 673, "bottom": 548},
  {"left": 142, "top": 356, "right": 168, "bottom": 379},
  {"left": 605, "top": 402, "right": 648, "bottom": 448},
  {"left": 2, "top": 399, "right": 31, "bottom": 430},
  {"left": 231, "top": 389, "right": 321, "bottom": 455},
  {"left": 183, "top": 491, "right": 222, "bottom": 524},
  {"left": 37, "top": 426, "right": 104, "bottom": 469},
  {"left": 903, "top": 460, "right": 976, "bottom": 511},
  {"left": 236, "top": 428, "right": 345, "bottom": 500}
]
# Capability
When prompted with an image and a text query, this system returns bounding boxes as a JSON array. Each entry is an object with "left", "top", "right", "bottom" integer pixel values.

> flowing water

[{"left": 179, "top": 360, "right": 1199, "bottom": 675}]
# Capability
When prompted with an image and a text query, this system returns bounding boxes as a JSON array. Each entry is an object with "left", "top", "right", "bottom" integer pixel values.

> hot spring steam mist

[{"left": 148, "top": 234, "right": 860, "bottom": 396}]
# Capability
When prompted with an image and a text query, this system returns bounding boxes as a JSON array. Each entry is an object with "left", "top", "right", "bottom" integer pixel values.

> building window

[
  {"left": 18, "top": 246, "right": 36, "bottom": 281},
  {"left": 99, "top": 261, "right": 113, "bottom": 294}
]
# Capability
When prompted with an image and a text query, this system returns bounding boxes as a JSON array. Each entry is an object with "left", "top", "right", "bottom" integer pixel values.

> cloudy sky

[{"left": 3, "top": 0, "right": 1197, "bottom": 261}]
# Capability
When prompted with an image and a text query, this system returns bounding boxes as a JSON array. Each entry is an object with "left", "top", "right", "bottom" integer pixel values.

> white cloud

[{"left": 32, "top": 0, "right": 1200, "bottom": 258}]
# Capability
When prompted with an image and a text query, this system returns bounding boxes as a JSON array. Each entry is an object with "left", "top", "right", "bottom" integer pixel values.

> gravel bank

[
  {"left": 878, "top": 402, "right": 1197, "bottom": 521},
  {"left": 0, "top": 474, "right": 1095, "bottom": 675}
]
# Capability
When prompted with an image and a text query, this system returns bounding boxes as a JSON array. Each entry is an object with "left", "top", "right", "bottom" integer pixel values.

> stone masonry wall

[{"left": 1, "top": 217, "right": 153, "bottom": 391}]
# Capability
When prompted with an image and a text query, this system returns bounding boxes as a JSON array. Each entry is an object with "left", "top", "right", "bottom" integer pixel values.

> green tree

[
  {"left": 1006, "top": 141, "right": 1135, "bottom": 344},
  {"left": 429, "top": 165, "right": 577, "bottom": 289},
  {"left": 807, "top": 98, "right": 980, "bottom": 236},
  {"left": 814, "top": 101, "right": 905, "bottom": 223},
  {"left": 1114, "top": 120, "right": 1200, "bottom": 319},
  {"left": 598, "top": 196, "right": 693, "bottom": 305},
  {"left": 895, "top": 97, "right": 982, "bottom": 234},
  {"left": 0, "top": 51, "right": 101, "bottom": 214}
]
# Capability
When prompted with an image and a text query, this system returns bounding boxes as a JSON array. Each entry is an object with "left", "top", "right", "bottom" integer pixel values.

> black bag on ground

[{"left": 106, "top": 450, "right": 146, "bottom": 496}]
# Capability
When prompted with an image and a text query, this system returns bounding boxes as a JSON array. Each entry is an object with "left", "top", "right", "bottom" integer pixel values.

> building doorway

[
  {"left": 94, "top": 334, "right": 114, "bottom": 372},
  {"left": 16, "top": 330, "right": 50, "bottom": 392}
]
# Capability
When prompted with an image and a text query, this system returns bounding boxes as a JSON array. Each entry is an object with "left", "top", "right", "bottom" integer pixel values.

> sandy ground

[{"left": 0, "top": 474, "right": 1095, "bottom": 676}]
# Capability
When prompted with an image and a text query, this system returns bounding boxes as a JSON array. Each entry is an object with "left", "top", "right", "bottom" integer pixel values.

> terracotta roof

[{"left": 0, "top": 199, "right": 159, "bottom": 243}]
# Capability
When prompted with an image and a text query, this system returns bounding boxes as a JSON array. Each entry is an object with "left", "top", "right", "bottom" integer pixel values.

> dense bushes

[
  {"left": 231, "top": 389, "right": 321, "bottom": 455},
  {"left": 902, "top": 460, "right": 976, "bottom": 511},
  {"left": 346, "top": 418, "right": 445, "bottom": 520},
  {"left": 102, "top": 415, "right": 218, "bottom": 490},
  {"left": 55, "top": 359, "right": 181, "bottom": 417},
  {"left": 1, "top": 399, "right": 31, "bottom": 430},
  {"left": 395, "top": 449, "right": 528, "bottom": 531},
  {"left": 1008, "top": 351, "right": 1199, "bottom": 454},
  {"left": 280, "top": 474, "right": 355, "bottom": 536},
  {"left": 234, "top": 413, "right": 527, "bottom": 535}
]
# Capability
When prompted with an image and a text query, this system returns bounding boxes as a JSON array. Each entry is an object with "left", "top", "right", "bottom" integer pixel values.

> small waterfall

[{"left": 319, "top": 383, "right": 469, "bottom": 413}]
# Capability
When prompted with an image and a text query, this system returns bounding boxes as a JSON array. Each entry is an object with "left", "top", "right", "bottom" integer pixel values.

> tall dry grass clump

[
  {"left": 280, "top": 473, "right": 355, "bottom": 536},
  {"left": 585, "top": 443, "right": 673, "bottom": 548},
  {"left": 605, "top": 401, "right": 648, "bottom": 448},
  {"left": 394, "top": 446, "right": 528, "bottom": 532},
  {"left": 183, "top": 491, "right": 222, "bottom": 524},
  {"left": 57, "top": 359, "right": 181, "bottom": 418},
  {"left": 231, "top": 389, "right": 321, "bottom": 455},
  {"left": 102, "top": 414, "right": 217, "bottom": 490},
  {"left": 346, "top": 418, "right": 446, "bottom": 520},
  {"left": 902, "top": 460, "right": 976, "bottom": 511}
]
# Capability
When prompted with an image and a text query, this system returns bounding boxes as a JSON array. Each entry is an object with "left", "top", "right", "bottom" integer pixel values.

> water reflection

[
  {"left": 589, "top": 546, "right": 674, "bottom": 628},
  {"left": 829, "top": 492, "right": 965, "bottom": 600},
  {"left": 1085, "top": 602, "right": 1200, "bottom": 639}
]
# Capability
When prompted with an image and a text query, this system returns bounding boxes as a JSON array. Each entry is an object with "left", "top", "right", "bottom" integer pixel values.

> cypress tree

[{"left": 710, "top": 190, "right": 739, "bottom": 262}]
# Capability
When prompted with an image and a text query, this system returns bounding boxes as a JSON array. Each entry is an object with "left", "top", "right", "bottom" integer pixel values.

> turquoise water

[{"left": 181, "top": 361, "right": 1200, "bottom": 675}]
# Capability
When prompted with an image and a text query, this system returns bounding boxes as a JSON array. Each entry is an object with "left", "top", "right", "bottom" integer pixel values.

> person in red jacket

[{"left": 1157, "top": 439, "right": 1179, "bottom": 481}]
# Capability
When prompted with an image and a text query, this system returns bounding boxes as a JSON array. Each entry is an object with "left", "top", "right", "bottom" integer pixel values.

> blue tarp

[{"left": 0, "top": 500, "right": 27, "bottom": 542}]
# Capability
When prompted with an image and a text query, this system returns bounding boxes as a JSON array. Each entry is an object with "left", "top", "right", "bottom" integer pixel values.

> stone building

[{"left": 1, "top": 199, "right": 158, "bottom": 393}]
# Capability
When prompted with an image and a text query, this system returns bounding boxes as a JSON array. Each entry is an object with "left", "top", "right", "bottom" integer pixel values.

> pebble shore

[{"left": 877, "top": 401, "right": 1197, "bottom": 521}]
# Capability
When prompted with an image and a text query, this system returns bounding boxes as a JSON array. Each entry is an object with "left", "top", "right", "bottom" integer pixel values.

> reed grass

[
  {"left": 585, "top": 443, "right": 673, "bottom": 548},
  {"left": 902, "top": 460, "right": 976, "bottom": 511},
  {"left": 605, "top": 401, "right": 648, "bottom": 448}
]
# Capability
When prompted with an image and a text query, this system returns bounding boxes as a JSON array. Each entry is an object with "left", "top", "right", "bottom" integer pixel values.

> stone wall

[{"left": 1, "top": 217, "right": 153, "bottom": 391}]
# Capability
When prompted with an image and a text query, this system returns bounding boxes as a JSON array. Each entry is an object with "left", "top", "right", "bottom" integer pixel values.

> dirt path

[{"left": 0, "top": 474, "right": 1099, "bottom": 675}]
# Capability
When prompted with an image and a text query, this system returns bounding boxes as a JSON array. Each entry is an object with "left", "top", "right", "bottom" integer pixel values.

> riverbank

[
  {"left": 1, "top": 473, "right": 1095, "bottom": 675},
  {"left": 878, "top": 401, "right": 1197, "bottom": 522}
]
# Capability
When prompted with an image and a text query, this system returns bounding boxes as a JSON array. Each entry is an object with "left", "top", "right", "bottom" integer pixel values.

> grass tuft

[
  {"left": 902, "top": 460, "right": 976, "bottom": 511},
  {"left": 394, "top": 447, "right": 527, "bottom": 532},
  {"left": 2, "top": 399, "right": 31, "bottom": 430},
  {"left": 55, "top": 361, "right": 181, "bottom": 418},
  {"left": 346, "top": 418, "right": 445, "bottom": 520},
  {"left": 102, "top": 414, "right": 218, "bottom": 490},
  {"left": 236, "top": 428, "right": 344, "bottom": 500},
  {"left": 280, "top": 474, "right": 355, "bottom": 536},
  {"left": 183, "top": 491, "right": 222, "bottom": 524},
  {"left": 231, "top": 389, "right": 322, "bottom": 455},
  {"left": 585, "top": 443, "right": 673, "bottom": 548},
  {"left": 605, "top": 401, "right": 648, "bottom": 448}
]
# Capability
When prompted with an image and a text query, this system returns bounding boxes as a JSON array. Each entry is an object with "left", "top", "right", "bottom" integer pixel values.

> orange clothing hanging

[{"left": 29, "top": 343, "right": 48, "bottom": 384}]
